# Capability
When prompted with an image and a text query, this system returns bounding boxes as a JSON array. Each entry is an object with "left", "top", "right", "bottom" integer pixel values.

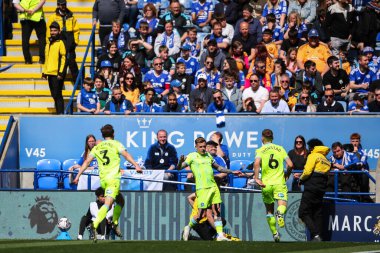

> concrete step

[
  {"left": 6, "top": 46, "right": 93, "bottom": 58},
  {"left": 0, "top": 55, "right": 92, "bottom": 63},
  {"left": 0, "top": 107, "right": 56, "bottom": 114},
  {"left": 1, "top": 64, "right": 92, "bottom": 75},
  {"left": 0, "top": 90, "right": 79, "bottom": 97},
  {"left": 6, "top": 39, "right": 100, "bottom": 47},
  {"left": 0, "top": 80, "right": 76, "bottom": 90},
  {"left": 43, "top": 6, "right": 92, "bottom": 14},
  {"left": 0, "top": 116, "right": 10, "bottom": 125},
  {"left": 11, "top": 30, "right": 97, "bottom": 41},
  {"left": 0, "top": 97, "right": 72, "bottom": 108},
  {"left": 0, "top": 73, "right": 75, "bottom": 79},
  {"left": 43, "top": 1, "right": 94, "bottom": 8}
]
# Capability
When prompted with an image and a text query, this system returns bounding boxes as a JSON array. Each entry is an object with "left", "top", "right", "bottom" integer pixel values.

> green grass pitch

[{"left": 0, "top": 240, "right": 379, "bottom": 253}]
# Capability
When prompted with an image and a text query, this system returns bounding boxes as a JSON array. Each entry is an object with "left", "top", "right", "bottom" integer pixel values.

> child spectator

[
  {"left": 159, "top": 45, "right": 176, "bottom": 76},
  {"left": 171, "top": 62, "right": 193, "bottom": 96},
  {"left": 262, "top": 13, "right": 283, "bottom": 47},
  {"left": 262, "top": 29, "right": 278, "bottom": 60},
  {"left": 93, "top": 75, "right": 111, "bottom": 111},
  {"left": 76, "top": 77, "right": 101, "bottom": 114},
  {"left": 182, "top": 27, "right": 201, "bottom": 57},
  {"left": 170, "top": 80, "right": 189, "bottom": 112}
]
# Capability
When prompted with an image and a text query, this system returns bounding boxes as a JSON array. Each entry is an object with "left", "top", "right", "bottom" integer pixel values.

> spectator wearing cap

[
  {"left": 322, "top": 55, "right": 350, "bottom": 101},
  {"left": 154, "top": 21, "right": 181, "bottom": 58},
  {"left": 191, "top": 0, "right": 214, "bottom": 33},
  {"left": 163, "top": 92, "right": 185, "bottom": 112},
  {"left": 157, "top": 1, "right": 192, "bottom": 37},
  {"left": 195, "top": 55, "right": 222, "bottom": 89},
  {"left": 13, "top": 0, "right": 46, "bottom": 64},
  {"left": 96, "top": 40, "right": 122, "bottom": 73},
  {"left": 234, "top": 4, "right": 262, "bottom": 43},
  {"left": 176, "top": 44, "right": 199, "bottom": 78},
  {"left": 42, "top": 21, "right": 66, "bottom": 114},
  {"left": 189, "top": 73, "right": 214, "bottom": 111},
  {"left": 135, "top": 88, "right": 163, "bottom": 112},
  {"left": 214, "top": 0, "right": 239, "bottom": 25},
  {"left": 349, "top": 54, "right": 377, "bottom": 98},
  {"left": 326, "top": 0, "right": 355, "bottom": 56},
  {"left": 169, "top": 80, "right": 189, "bottom": 112},
  {"left": 103, "top": 20, "right": 130, "bottom": 54},
  {"left": 171, "top": 63, "right": 193, "bottom": 96},
  {"left": 207, "top": 89, "right": 237, "bottom": 113},
  {"left": 104, "top": 86, "right": 133, "bottom": 114},
  {"left": 143, "top": 57, "right": 171, "bottom": 101},
  {"left": 199, "top": 39, "right": 226, "bottom": 71},
  {"left": 92, "top": 0, "right": 125, "bottom": 46},
  {"left": 316, "top": 88, "right": 345, "bottom": 112},
  {"left": 98, "top": 60, "right": 119, "bottom": 90},
  {"left": 46, "top": 0, "right": 79, "bottom": 82},
  {"left": 297, "top": 28, "right": 332, "bottom": 75},
  {"left": 77, "top": 77, "right": 100, "bottom": 114},
  {"left": 362, "top": 47, "right": 379, "bottom": 73},
  {"left": 348, "top": 93, "right": 369, "bottom": 113},
  {"left": 232, "top": 21, "right": 257, "bottom": 61}
]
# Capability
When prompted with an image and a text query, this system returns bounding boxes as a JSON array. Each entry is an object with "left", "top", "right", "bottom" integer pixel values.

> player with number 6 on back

[
  {"left": 253, "top": 129, "right": 293, "bottom": 242},
  {"left": 73, "top": 124, "right": 142, "bottom": 242}
]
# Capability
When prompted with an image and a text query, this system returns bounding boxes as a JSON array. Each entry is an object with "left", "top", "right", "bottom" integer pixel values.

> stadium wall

[
  {"left": 17, "top": 115, "right": 380, "bottom": 170},
  {"left": 0, "top": 191, "right": 305, "bottom": 241}
]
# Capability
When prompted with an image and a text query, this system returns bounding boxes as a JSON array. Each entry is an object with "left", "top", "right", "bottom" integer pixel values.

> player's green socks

[
  {"left": 214, "top": 220, "right": 223, "bottom": 234},
  {"left": 266, "top": 214, "right": 277, "bottom": 234},
  {"left": 112, "top": 204, "right": 122, "bottom": 225},
  {"left": 93, "top": 204, "right": 110, "bottom": 229},
  {"left": 277, "top": 205, "right": 287, "bottom": 215},
  {"left": 188, "top": 217, "right": 197, "bottom": 228}
]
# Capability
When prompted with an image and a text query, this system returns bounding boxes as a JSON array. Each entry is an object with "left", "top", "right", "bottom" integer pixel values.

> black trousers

[
  {"left": 78, "top": 215, "right": 107, "bottom": 236},
  {"left": 298, "top": 173, "right": 328, "bottom": 239},
  {"left": 99, "top": 26, "right": 112, "bottom": 48},
  {"left": 21, "top": 19, "right": 46, "bottom": 63},
  {"left": 47, "top": 75, "right": 64, "bottom": 114}
]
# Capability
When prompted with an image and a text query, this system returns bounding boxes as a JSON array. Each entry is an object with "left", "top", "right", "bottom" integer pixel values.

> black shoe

[
  {"left": 38, "top": 60, "right": 45, "bottom": 64},
  {"left": 25, "top": 60, "right": 32, "bottom": 64},
  {"left": 90, "top": 223, "right": 98, "bottom": 243},
  {"left": 311, "top": 235, "right": 322, "bottom": 242}
]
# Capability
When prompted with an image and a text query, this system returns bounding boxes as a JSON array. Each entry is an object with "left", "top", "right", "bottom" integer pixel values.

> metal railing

[
  {"left": 0, "top": 116, "right": 14, "bottom": 157},
  {"left": 64, "top": 25, "right": 96, "bottom": 114}
]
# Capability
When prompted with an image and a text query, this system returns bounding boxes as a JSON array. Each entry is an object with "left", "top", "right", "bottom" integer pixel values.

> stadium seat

[
  {"left": 62, "top": 159, "right": 79, "bottom": 190},
  {"left": 337, "top": 101, "right": 347, "bottom": 112},
  {"left": 177, "top": 171, "right": 192, "bottom": 191},
  {"left": 231, "top": 177, "right": 247, "bottom": 188},
  {"left": 229, "top": 160, "right": 252, "bottom": 188},
  {"left": 229, "top": 160, "right": 252, "bottom": 171},
  {"left": 35, "top": 159, "right": 61, "bottom": 190}
]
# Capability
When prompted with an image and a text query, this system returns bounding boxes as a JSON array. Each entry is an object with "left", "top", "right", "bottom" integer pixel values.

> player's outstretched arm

[
  {"left": 122, "top": 150, "right": 142, "bottom": 173},
  {"left": 213, "top": 163, "right": 242, "bottom": 175},
  {"left": 73, "top": 155, "right": 94, "bottom": 184}
]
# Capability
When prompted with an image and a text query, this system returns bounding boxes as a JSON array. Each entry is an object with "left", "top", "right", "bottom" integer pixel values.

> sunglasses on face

[
  {"left": 213, "top": 96, "right": 222, "bottom": 100},
  {"left": 301, "top": 96, "right": 309, "bottom": 100},
  {"left": 205, "top": 61, "right": 213, "bottom": 65},
  {"left": 154, "top": 63, "right": 163, "bottom": 66},
  {"left": 325, "top": 95, "right": 334, "bottom": 98},
  {"left": 296, "top": 141, "right": 303, "bottom": 144},
  {"left": 250, "top": 79, "right": 259, "bottom": 83},
  {"left": 256, "top": 66, "right": 265, "bottom": 69},
  {"left": 125, "top": 77, "right": 134, "bottom": 80},
  {"left": 281, "top": 80, "right": 289, "bottom": 83}
]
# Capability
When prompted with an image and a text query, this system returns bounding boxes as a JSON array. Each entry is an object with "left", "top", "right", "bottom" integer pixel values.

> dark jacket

[
  {"left": 92, "top": 0, "right": 125, "bottom": 25},
  {"left": 144, "top": 142, "right": 178, "bottom": 170},
  {"left": 316, "top": 101, "right": 345, "bottom": 112},
  {"left": 189, "top": 87, "right": 214, "bottom": 112},
  {"left": 295, "top": 70, "right": 324, "bottom": 101},
  {"left": 215, "top": 1, "right": 239, "bottom": 25}
]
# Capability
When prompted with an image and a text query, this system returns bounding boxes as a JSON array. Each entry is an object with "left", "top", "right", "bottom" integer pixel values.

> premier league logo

[{"left": 28, "top": 196, "right": 58, "bottom": 234}]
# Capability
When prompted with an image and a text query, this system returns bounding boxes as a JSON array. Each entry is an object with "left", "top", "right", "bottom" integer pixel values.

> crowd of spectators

[{"left": 10, "top": 0, "right": 380, "bottom": 114}]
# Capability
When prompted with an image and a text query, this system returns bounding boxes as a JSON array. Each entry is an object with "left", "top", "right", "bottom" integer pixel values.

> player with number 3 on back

[
  {"left": 73, "top": 124, "right": 142, "bottom": 242},
  {"left": 253, "top": 129, "right": 293, "bottom": 242}
]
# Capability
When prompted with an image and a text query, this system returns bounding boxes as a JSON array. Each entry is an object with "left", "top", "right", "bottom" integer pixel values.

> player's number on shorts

[
  {"left": 100, "top": 150, "right": 110, "bottom": 165},
  {"left": 268, "top": 154, "right": 279, "bottom": 169}
]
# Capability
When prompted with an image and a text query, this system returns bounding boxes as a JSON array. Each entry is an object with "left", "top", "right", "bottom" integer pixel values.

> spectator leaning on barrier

[
  {"left": 92, "top": 0, "right": 125, "bottom": 47},
  {"left": 76, "top": 77, "right": 101, "bottom": 114},
  {"left": 261, "top": 88, "right": 291, "bottom": 113},
  {"left": 144, "top": 130, "right": 179, "bottom": 191},
  {"left": 13, "top": 0, "right": 46, "bottom": 64},
  {"left": 104, "top": 87, "right": 133, "bottom": 115},
  {"left": 42, "top": 21, "right": 66, "bottom": 115},
  {"left": 47, "top": 0, "right": 79, "bottom": 83},
  {"left": 298, "top": 138, "right": 331, "bottom": 242},
  {"left": 316, "top": 88, "right": 345, "bottom": 112},
  {"left": 287, "top": 135, "right": 308, "bottom": 191},
  {"left": 207, "top": 89, "right": 237, "bottom": 113},
  {"left": 162, "top": 92, "right": 184, "bottom": 113},
  {"left": 135, "top": 88, "right": 163, "bottom": 112},
  {"left": 242, "top": 73, "right": 269, "bottom": 114}
]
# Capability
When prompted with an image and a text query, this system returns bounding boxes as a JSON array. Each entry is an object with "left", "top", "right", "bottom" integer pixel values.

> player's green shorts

[
  {"left": 100, "top": 179, "right": 120, "bottom": 199},
  {"left": 262, "top": 184, "right": 288, "bottom": 204},
  {"left": 196, "top": 186, "right": 222, "bottom": 209}
]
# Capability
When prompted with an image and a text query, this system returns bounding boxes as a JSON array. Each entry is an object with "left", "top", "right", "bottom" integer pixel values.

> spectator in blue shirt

[
  {"left": 77, "top": 77, "right": 101, "bottom": 114},
  {"left": 104, "top": 87, "right": 133, "bottom": 114},
  {"left": 177, "top": 44, "right": 199, "bottom": 77},
  {"left": 261, "top": 0, "right": 288, "bottom": 27},
  {"left": 191, "top": 0, "right": 214, "bottom": 32},
  {"left": 143, "top": 57, "right": 171, "bottom": 100},
  {"left": 207, "top": 89, "right": 237, "bottom": 113},
  {"left": 144, "top": 129, "right": 178, "bottom": 190},
  {"left": 135, "top": 88, "right": 163, "bottom": 112},
  {"left": 349, "top": 54, "right": 377, "bottom": 98}
]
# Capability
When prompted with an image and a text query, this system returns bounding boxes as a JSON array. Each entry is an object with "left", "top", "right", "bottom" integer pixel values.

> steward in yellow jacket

[
  {"left": 42, "top": 21, "right": 66, "bottom": 114},
  {"left": 46, "top": 0, "right": 79, "bottom": 82},
  {"left": 298, "top": 139, "right": 331, "bottom": 242}
]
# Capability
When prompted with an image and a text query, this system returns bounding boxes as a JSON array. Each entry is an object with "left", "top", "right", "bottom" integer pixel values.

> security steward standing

[
  {"left": 46, "top": 0, "right": 79, "bottom": 83},
  {"left": 298, "top": 138, "right": 331, "bottom": 242},
  {"left": 13, "top": 0, "right": 46, "bottom": 64},
  {"left": 42, "top": 21, "right": 66, "bottom": 114}
]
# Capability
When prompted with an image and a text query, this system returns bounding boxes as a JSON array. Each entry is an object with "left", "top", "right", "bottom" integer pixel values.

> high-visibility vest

[{"left": 19, "top": 0, "right": 44, "bottom": 22}]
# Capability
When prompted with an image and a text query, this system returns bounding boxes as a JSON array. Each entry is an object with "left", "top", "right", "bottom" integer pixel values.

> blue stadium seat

[
  {"left": 337, "top": 101, "right": 347, "bottom": 112},
  {"left": 177, "top": 171, "right": 192, "bottom": 191},
  {"left": 35, "top": 159, "right": 61, "bottom": 190},
  {"left": 229, "top": 160, "right": 252, "bottom": 188},
  {"left": 62, "top": 159, "right": 79, "bottom": 190}
]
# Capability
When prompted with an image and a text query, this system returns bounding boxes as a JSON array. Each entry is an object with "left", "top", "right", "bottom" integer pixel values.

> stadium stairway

[{"left": 0, "top": 0, "right": 98, "bottom": 142}]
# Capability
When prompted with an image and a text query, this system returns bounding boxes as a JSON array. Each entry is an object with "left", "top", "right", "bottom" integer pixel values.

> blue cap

[
  {"left": 363, "top": 46, "right": 374, "bottom": 54},
  {"left": 171, "top": 79, "right": 181, "bottom": 88},
  {"left": 308, "top": 29, "right": 319, "bottom": 38},
  {"left": 181, "top": 44, "right": 191, "bottom": 51},
  {"left": 100, "top": 60, "right": 112, "bottom": 68}
]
